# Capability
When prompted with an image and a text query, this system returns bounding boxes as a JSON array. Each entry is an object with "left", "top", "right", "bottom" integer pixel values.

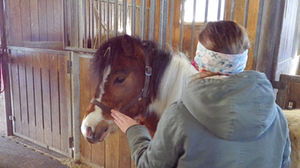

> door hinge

[
  {"left": 9, "top": 115, "right": 15, "bottom": 121},
  {"left": 69, "top": 137, "right": 74, "bottom": 148},
  {"left": 67, "top": 60, "right": 72, "bottom": 74}
]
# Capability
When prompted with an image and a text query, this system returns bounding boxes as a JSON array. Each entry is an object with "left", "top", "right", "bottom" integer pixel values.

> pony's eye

[{"left": 114, "top": 76, "right": 125, "bottom": 85}]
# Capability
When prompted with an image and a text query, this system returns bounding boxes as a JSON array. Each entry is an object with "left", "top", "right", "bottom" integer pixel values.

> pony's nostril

[
  {"left": 87, "top": 126, "right": 92, "bottom": 132},
  {"left": 86, "top": 126, "right": 93, "bottom": 138}
]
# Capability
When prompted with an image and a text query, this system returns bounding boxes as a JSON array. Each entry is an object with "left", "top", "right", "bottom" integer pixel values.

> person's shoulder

[
  {"left": 161, "top": 100, "right": 191, "bottom": 127},
  {"left": 164, "top": 100, "right": 185, "bottom": 116}
]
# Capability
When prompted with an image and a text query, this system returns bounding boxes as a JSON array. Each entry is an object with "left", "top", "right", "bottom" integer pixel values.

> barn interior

[{"left": 0, "top": 0, "right": 300, "bottom": 168}]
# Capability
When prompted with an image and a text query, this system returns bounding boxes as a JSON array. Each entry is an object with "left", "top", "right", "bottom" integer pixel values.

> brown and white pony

[{"left": 81, "top": 34, "right": 198, "bottom": 143}]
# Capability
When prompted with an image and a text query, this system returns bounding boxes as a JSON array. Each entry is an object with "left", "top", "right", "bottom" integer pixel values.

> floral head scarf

[{"left": 194, "top": 42, "right": 248, "bottom": 75}]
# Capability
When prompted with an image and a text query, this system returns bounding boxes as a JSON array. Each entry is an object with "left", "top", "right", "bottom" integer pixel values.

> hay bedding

[{"left": 283, "top": 109, "right": 300, "bottom": 168}]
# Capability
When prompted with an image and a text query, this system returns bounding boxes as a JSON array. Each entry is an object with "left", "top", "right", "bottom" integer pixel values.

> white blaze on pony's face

[
  {"left": 80, "top": 35, "right": 148, "bottom": 143},
  {"left": 81, "top": 66, "right": 118, "bottom": 143}
]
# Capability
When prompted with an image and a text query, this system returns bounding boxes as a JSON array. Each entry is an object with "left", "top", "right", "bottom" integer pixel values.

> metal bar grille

[
  {"left": 230, "top": 0, "right": 236, "bottom": 20},
  {"left": 169, "top": 0, "right": 174, "bottom": 46},
  {"left": 149, "top": 0, "right": 156, "bottom": 40},
  {"left": 140, "top": 0, "right": 146, "bottom": 39},
  {"left": 204, "top": 0, "right": 209, "bottom": 23},
  {"left": 243, "top": 0, "right": 250, "bottom": 28},
  {"left": 158, "top": 0, "right": 168, "bottom": 49},
  {"left": 123, "top": 0, "right": 127, "bottom": 34},
  {"left": 62, "top": 0, "right": 260, "bottom": 61},
  {"left": 114, "top": 0, "right": 118, "bottom": 36},
  {"left": 179, "top": 0, "right": 185, "bottom": 51},
  {"left": 191, "top": 0, "right": 197, "bottom": 54},
  {"left": 131, "top": 0, "right": 136, "bottom": 35}
]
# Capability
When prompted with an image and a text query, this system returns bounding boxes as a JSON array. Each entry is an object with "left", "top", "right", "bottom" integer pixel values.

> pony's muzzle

[{"left": 84, "top": 120, "right": 110, "bottom": 144}]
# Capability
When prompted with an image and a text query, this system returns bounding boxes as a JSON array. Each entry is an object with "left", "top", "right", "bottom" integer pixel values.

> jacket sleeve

[
  {"left": 282, "top": 133, "right": 291, "bottom": 168},
  {"left": 126, "top": 104, "right": 184, "bottom": 168}
]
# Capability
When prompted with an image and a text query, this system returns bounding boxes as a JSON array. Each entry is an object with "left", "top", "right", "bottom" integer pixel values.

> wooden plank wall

[
  {"left": 79, "top": 57, "right": 134, "bottom": 168},
  {"left": 7, "top": 0, "right": 63, "bottom": 48},
  {"left": 9, "top": 47, "right": 72, "bottom": 156}
]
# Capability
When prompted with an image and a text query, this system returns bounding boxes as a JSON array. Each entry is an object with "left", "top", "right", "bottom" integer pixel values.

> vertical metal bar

[
  {"left": 83, "top": 0, "right": 87, "bottom": 48},
  {"left": 169, "top": 0, "right": 174, "bottom": 46},
  {"left": 230, "top": 0, "right": 235, "bottom": 20},
  {"left": 217, "top": 0, "right": 221, "bottom": 20},
  {"left": 179, "top": 0, "right": 185, "bottom": 51},
  {"left": 252, "top": 0, "right": 265, "bottom": 70},
  {"left": 71, "top": 0, "right": 79, "bottom": 47},
  {"left": 77, "top": 0, "right": 80, "bottom": 47},
  {"left": 204, "top": 0, "right": 209, "bottom": 23},
  {"left": 91, "top": 0, "right": 95, "bottom": 48},
  {"left": 243, "top": 0, "right": 250, "bottom": 28},
  {"left": 123, "top": 0, "right": 127, "bottom": 34},
  {"left": 119, "top": 3, "right": 121, "bottom": 32},
  {"left": 139, "top": 0, "right": 146, "bottom": 39},
  {"left": 98, "top": 0, "right": 102, "bottom": 46},
  {"left": 78, "top": 0, "right": 82, "bottom": 48},
  {"left": 159, "top": 0, "right": 169, "bottom": 49},
  {"left": 149, "top": 0, "right": 156, "bottom": 40},
  {"left": 63, "top": 0, "right": 68, "bottom": 48},
  {"left": 191, "top": 0, "right": 196, "bottom": 55},
  {"left": 131, "top": 0, "right": 136, "bottom": 35},
  {"left": 106, "top": 0, "right": 110, "bottom": 40},
  {"left": 70, "top": 0, "right": 74, "bottom": 46},
  {"left": 114, "top": 0, "right": 118, "bottom": 36}
]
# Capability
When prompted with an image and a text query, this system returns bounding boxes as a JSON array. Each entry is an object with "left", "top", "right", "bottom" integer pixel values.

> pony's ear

[{"left": 121, "top": 34, "right": 136, "bottom": 57}]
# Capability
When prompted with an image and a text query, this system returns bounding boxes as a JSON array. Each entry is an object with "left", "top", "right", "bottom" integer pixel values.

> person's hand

[{"left": 111, "top": 109, "right": 139, "bottom": 133}]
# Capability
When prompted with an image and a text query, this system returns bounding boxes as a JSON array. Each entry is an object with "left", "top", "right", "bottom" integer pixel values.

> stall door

[{"left": 9, "top": 47, "right": 73, "bottom": 157}]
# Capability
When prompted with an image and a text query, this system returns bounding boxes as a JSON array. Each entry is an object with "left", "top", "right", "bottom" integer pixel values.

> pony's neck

[{"left": 148, "top": 52, "right": 198, "bottom": 117}]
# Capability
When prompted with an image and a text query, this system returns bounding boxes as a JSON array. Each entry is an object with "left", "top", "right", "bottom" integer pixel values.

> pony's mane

[{"left": 90, "top": 35, "right": 172, "bottom": 101}]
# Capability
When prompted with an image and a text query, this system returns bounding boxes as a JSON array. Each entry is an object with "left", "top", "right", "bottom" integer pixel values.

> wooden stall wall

[
  {"left": 6, "top": 0, "right": 63, "bottom": 49},
  {"left": 79, "top": 56, "right": 134, "bottom": 168},
  {"left": 8, "top": 47, "right": 72, "bottom": 157}
]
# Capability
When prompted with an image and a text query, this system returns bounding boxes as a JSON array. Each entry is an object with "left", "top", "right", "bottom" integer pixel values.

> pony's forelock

[{"left": 90, "top": 35, "right": 144, "bottom": 86}]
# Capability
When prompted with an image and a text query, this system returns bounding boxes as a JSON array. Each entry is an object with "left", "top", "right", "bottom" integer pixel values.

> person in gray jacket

[{"left": 111, "top": 21, "right": 291, "bottom": 168}]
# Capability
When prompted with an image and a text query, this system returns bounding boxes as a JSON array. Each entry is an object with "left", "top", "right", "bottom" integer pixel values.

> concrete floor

[
  {"left": 0, "top": 92, "right": 6, "bottom": 136},
  {"left": 0, "top": 93, "right": 89, "bottom": 168},
  {"left": 0, "top": 135, "right": 69, "bottom": 168}
]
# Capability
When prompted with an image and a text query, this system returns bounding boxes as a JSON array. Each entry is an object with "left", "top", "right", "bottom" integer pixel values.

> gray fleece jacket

[{"left": 126, "top": 70, "right": 291, "bottom": 168}]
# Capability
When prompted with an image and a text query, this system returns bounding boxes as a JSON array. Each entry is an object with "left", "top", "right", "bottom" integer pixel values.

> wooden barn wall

[
  {"left": 8, "top": 47, "right": 72, "bottom": 157},
  {"left": 6, "top": 0, "right": 63, "bottom": 48},
  {"left": 79, "top": 56, "right": 135, "bottom": 168}
]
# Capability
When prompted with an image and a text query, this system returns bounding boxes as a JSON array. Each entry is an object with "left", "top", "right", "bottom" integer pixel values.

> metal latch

[
  {"left": 9, "top": 116, "right": 15, "bottom": 121},
  {"left": 69, "top": 137, "right": 74, "bottom": 148}
]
